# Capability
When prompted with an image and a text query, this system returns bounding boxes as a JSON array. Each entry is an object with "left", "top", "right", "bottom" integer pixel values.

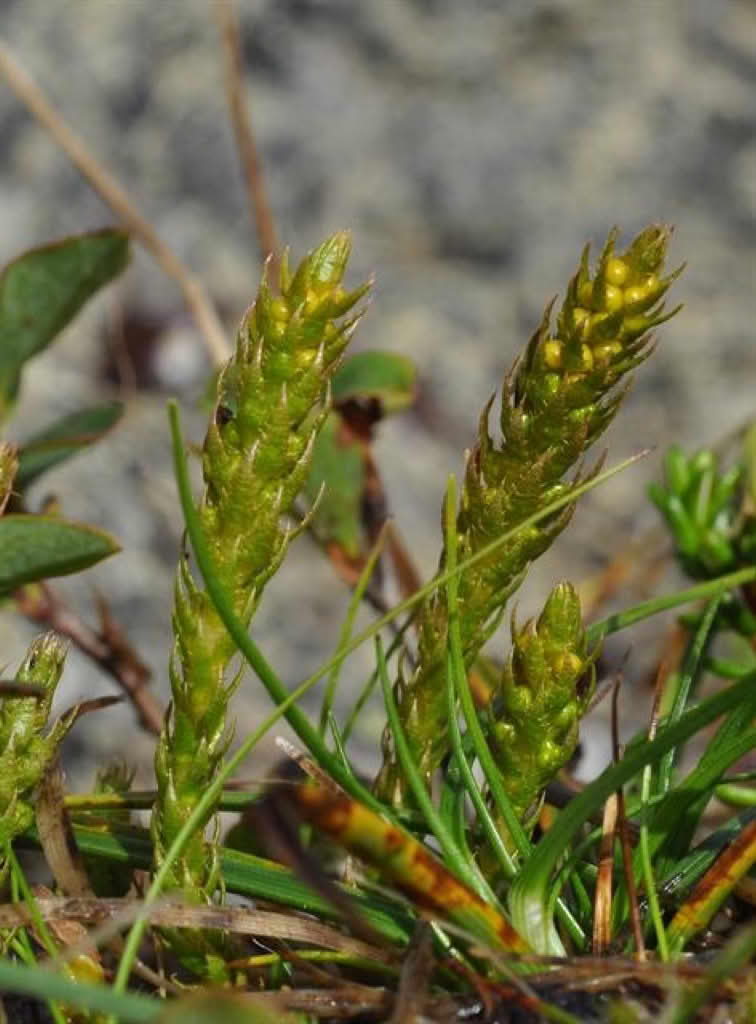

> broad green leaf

[
  {"left": 0, "top": 229, "right": 130, "bottom": 419},
  {"left": 0, "top": 514, "right": 120, "bottom": 592},
  {"left": 16, "top": 400, "right": 124, "bottom": 488},
  {"left": 332, "top": 350, "right": 416, "bottom": 413},
  {"left": 306, "top": 411, "right": 365, "bottom": 558}
]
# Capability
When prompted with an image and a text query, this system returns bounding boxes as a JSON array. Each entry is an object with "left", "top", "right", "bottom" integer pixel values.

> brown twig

[
  {"left": 14, "top": 582, "right": 164, "bottom": 736},
  {"left": 214, "top": 0, "right": 281, "bottom": 281},
  {"left": 0, "top": 39, "right": 230, "bottom": 367}
]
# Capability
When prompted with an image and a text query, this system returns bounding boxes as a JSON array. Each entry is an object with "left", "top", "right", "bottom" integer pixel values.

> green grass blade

[
  {"left": 319, "top": 526, "right": 386, "bottom": 734},
  {"left": 657, "top": 596, "right": 722, "bottom": 795},
  {"left": 304, "top": 451, "right": 649, "bottom": 712},
  {"left": 639, "top": 757, "right": 669, "bottom": 959},
  {"left": 445, "top": 654, "right": 517, "bottom": 881},
  {"left": 0, "top": 958, "right": 159, "bottom": 1023},
  {"left": 377, "top": 634, "right": 492, "bottom": 903},
  {"left": 586, "top": 567, "right": 756, "bottom": 648},
  {"left": 510, "top": 672, "right": 756, "bottom": 953},
  {"left": 342, "top": 620, "right": 411, "bottom": 743}
]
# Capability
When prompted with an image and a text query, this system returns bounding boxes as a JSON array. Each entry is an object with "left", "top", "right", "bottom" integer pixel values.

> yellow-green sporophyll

[
  {"left": 376, "top": 226, "right": 682, "bottom": 808},
  {"left": 489, "top": 582, "right": 596, "bottom": 833},
  {"left": 150, "top": 234, "right": 369, "bottom": 974},
  {"left": 0, "top": 632, "right": 70, "bottom": 882}
]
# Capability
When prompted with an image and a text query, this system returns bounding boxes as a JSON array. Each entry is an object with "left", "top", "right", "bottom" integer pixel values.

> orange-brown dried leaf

[
  {"left": 291, "top": 777, "right": 530, "bottom": 954},
  {"left": 667, "top": 821, "right": 756, "bottom": 954}
]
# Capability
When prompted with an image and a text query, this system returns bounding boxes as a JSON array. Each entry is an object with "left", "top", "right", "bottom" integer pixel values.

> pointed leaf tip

[{"left": 0, "top": 515, "right": 121, "bottom": 593}]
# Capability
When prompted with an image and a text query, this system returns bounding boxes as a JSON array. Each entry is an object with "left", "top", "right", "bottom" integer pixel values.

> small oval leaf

[
  {"left": 16, "top": 401, "right": 124, "bottom": 488},
  {"left": 305, "top": 412, "right": 365, "bottom": 558},
  {"left": 332, "top": 350, "right": 417, "bottom": 414},
  {"left": 0, "top": 515, "right": 121, "bottom": 593},
  {"left": 0, "top": 229, "right": 130, "bottom": 418}
]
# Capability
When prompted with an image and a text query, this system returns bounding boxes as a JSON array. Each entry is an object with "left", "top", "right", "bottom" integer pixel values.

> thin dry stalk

[
  {"left": 577, "top": 526, "right": 670, "bottom": 620},
  {"left": 389, "top": 923, "right": 434, "bottom": 1024},
  {"left": 0, "top": 897, "right": 388, "bottom": 964},
  {"left": 214, "top": 0, "right": 281, "bottom": 281},
  {"left": 0, "top": 39, "right": 229, "bottom": 366},
  {"left": 14, "top": 583, "right": 164, "bottom": 736},
  {"left": 593, "top": 792, "right": 618, "bottom": 954}
]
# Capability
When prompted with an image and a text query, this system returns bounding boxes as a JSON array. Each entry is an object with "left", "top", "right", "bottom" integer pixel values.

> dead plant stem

[{"left": 0, "top": 39, "right": 229, "bottom": 366}]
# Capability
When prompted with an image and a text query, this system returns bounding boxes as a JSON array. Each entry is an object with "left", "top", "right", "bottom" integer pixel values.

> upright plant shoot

[{"left": 150, "top": 235, "right": 368, "bottom": 972}]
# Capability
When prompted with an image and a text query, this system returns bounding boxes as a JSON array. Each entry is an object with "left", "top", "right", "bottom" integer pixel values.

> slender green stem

[
  {"left": 657, "top": 596, "right": 721, "bottom": 795},
  {"left": 320, "top": 526, "right": 386, "bottom": 734},
  {"left": 121, "top": 401, "right": 470, "bottom": 991},
  {"left": 327, "top": 712, "right": 357, "bottom": 781},
  {"left": 639, "top": 759, "right": 669, "bottom": 959},
  {"left": 445, "top": 653, "right": 517, "bottom": 880},
  {"left": 377, "top": 634, "right": 493, "bottom": 903},
  {"left": 6, "top": 844, "right": 61, "bottom": 960},
  {"left": 6, "top": 845, "right": 67, "bottom": 1024},
  {"left": 342, "top": 620, "right": 411, "bottom": 743},
  {"left": 65, "top": 790, "right": 269, "bottom": 812},
  {"left": 313, "top": 451, "right": 648, "bottom": 709}
]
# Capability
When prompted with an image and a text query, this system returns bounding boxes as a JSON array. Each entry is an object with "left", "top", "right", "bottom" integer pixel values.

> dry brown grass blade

[
  {"left": 385, "top": 518, "right": 424, "bottom": 603},
  {"left": 0, "top": 39, "right": 230, "bottom": 366},
  {"left": 214, "top": 0, "right": 280, "bottom": 281},
  {"left": 0, "top": 897, "right": 389, "bottom": 964},
  {"left": 36, "top": 756, "right": 94, "bottom": 899},
  {"left": 389, "top": 922, "right": 435, "bottom": 1024},
  {"left": 593, "top": 792, "right": 618, "bottom": 955},
  {"left": 243, "top": 987, "right": 393, "bottom": 1020},
  {"left": 578, "top": 526, "right": 670, "bottom": 620}
]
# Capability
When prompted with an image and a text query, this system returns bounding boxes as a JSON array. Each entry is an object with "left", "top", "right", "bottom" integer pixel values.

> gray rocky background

[{"left": 0, "top": 0, "right": 754, "bottom": 790}]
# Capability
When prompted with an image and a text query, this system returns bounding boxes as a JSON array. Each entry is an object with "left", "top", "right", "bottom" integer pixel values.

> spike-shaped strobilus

[
  {"left": 150, "top": 235, "right": 369, "bottom": 976},
  {"left": 376, "top": 226, "right": 682, "bottom": 809},
  {"left": 0, "top": 632, "right": 70, "bottom": 883}
]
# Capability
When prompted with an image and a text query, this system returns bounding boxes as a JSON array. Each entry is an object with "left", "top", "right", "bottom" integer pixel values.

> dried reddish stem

[
  {"left": 14, "top": 582, "right": 163, "bottom": 736},
  {"left": 214, "top": 0, "right": 281, "bottom": 281}
]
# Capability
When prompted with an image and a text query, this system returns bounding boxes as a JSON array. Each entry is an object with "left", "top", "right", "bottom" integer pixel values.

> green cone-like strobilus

[
  {"left": 0, "top": 632, "right": 69, "bottom": 883},
  {"left": 150, "top": 235, "right": 369, "bottom": 976},
  {"left": 489, "top": 583, "right": 596, "bottom": 831},
  {"left": 376, "top": 225, "right": 682, "bottom": 807}
]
